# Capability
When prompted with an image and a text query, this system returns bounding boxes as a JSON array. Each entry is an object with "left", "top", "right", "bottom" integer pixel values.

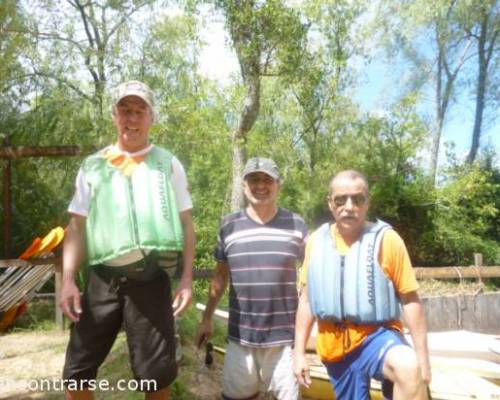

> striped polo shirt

[{"left": 214, "top": 208, "right": 308, "bottom": 347}]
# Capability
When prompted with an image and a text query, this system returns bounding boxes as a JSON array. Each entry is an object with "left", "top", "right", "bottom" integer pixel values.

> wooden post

[
  {"left": 54, "top": 261, "right": 64, "bottom": 330},
  {"left": 2, "top": 136, "right": 12, "bottom": 258},
  {"left": 0, "top": 145, "right": 89, "bottom": 159},
  {"left": 474, "top": 253, "right": 483, "bottom": 268},
  {"left": 474, "top": 253, "right": 484, "bottom": 285}
]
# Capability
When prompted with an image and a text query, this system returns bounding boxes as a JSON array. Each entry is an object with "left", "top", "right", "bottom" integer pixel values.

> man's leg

[
  {"left": 222, "top": 340, "right": 260, "bottom": 399},
  {"left": 261, "top": 345, "right": 300, "bottom": 400},
  {"left": 383, "top": 345, "right": 428, "bottom": 400},
  {"left": 63, "top": 271, "right": 123, "bottom": 399},
  {"left": 324, "top": 327, "right": 419, "bottom": 400},
  {"left": 323, "top": 357, "right": 371, "bottom": 400},
  {"left": 123, "top": 274, "right": 177, "bottom": 396}
]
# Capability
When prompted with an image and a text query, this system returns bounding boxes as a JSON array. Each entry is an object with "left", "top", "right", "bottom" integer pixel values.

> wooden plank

[
  {"left": 406, "top": 330, "right": 500, "bottom": 363},
  {"left": 195, "top": 303, "right": 228, "bottom": 321},
  {"left": 430, "top": 356, "right": 500, "bottom": 380},
  {"left": 0, "top": 257, "right": 61, "bottom": 268},
  {"left": 423, "top": 292, "right": 500, "bottom": 332},
  {"left": 430, "top": 371, "right": 500, "bottom": 399},
  {"left": 0, "top": 145, "right": 92, "bottom": 159},
  {"left": 414, "top": 266, "right": 500, "bottom": 279},
  {"left": 54, "top": 262, "right": 64, "bottom": 330},
  {"left": 193, "top": 267, "right": 500, "bottom": 280},
  {"left": 0, "top": 266, "right": 31, "bottom": 298},
  {"left": 0, "top": 265, "right": 54, "bottom": 310}
]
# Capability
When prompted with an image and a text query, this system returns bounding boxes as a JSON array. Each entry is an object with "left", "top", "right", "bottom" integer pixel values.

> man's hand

[
  {"left": 59, "top": 279, "right": 82, "bottom": 322},
  {"left": 196, "top": 317, "right": 213, "bottom": 349},
  {"left": 293, "top": 351, "right": 312, "bottom": 388},
  {"left": 172, "top": 276, "right": 192, "bottom": 317}
]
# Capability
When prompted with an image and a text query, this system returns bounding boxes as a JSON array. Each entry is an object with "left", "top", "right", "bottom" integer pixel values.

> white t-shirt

[{"left": 68, "top": 144, "right": 193, "bottom": 266}]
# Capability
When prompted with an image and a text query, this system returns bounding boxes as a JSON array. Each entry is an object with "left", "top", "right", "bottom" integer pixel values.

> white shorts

[{"left": 222, "top": 340, "right": 300, "bottom": 400}]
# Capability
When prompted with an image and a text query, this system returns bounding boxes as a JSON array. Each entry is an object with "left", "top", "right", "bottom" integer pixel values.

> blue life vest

[{"left": 307, "top": 220, "right": 401, "bottom": 324}]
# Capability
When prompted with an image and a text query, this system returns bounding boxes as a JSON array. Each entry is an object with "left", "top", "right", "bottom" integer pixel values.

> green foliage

[
  {"left": 0, "top": 86, "right": 100, "bottom": 257},
  {"left": 11, "top": 299, "right": 57, "bottom": 331},
  {"left": 1, "top": 0, "right": 498, "bottom": 269},
  {"left": 215, "top": 0, "right": 307, "bottom": 78},
  {"left": 159, "top": 81, "right": 233, "bottom": 270},
  {"left": 427, "top": 162, "right": 500, "bottom": 265}
]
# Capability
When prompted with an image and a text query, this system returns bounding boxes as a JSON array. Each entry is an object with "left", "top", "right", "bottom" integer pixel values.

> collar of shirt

[{"left": 102, "top": 143, "right": 154, "bottom": 176}]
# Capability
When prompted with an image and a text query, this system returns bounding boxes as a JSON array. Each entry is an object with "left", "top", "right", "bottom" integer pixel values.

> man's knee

[{"left": 383, "top": 345, "right": 423, "bottom": 390}]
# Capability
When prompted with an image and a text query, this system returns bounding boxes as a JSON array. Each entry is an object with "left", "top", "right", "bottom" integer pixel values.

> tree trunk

[
  {"left": 229, "top": 77, "right": 261, "bottom": 211},
  {"left": 467, "top": 56, "right": 486, "bottom": 164},
  {"left": 430, "top": 16, "right": 467, "bottom": 182},
  {"left": 430, "top": 40, "right": 443, "bottom": 184},
  {"left": 226, "top": 0, "right": 262, "bottom": 212},
  {"left": 467, "top": 13, "right": 490, "bottom": 164},
  {"left": 230, "top": 135, "right": 247, "bottom": 211}
]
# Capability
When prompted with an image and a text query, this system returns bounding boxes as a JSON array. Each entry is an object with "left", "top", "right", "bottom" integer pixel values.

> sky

[
  {"left": 355, "top": 56, "right": 500, "bottom": 168},
  {"left": 197, "top": 9, "right": 499, "bottom": 169}
]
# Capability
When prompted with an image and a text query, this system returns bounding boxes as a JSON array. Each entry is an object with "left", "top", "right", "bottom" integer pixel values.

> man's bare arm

[
  {"left": 401, "top": 290, "right": 431, "bottom": 383},
  {"left": 60, "top": 214, "right": 86, "bottom": 322},
  {"left": 293, "top": 285, "right": 315, "bottom": 388},
  {"left": 173, "top": 209, "right": 196, "bottom": 316},
  {"left": 196, "top": 261, "right": 229, "bottom": 347}
]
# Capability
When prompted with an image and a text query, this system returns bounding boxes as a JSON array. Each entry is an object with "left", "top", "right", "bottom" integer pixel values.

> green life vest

[{"left": 83, "top": 146, "right": 184, "bottom": 266}]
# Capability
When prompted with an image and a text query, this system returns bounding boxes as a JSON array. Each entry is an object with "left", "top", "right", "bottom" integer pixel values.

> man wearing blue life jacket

[
  {"left": 60, "top": 80, "right": 195, "bottom": 400},
  {"left": 293, "top": 170, "right": 431, "bottom": 400}
]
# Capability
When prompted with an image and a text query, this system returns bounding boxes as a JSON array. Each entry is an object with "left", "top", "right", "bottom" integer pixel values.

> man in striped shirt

[{"left": 198, "top": 157, "right": 308, "bottom": 400}]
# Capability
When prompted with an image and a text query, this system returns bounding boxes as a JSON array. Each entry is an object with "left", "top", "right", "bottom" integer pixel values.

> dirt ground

[
  {"left": 0, "top": 330, "right": 68, "bottom": 399},
  {"left": 0, "top": 330, "right": 224, "bottom": 400}
]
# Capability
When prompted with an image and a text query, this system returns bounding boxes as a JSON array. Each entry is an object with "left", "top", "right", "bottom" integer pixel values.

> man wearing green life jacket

[{"left": 60, "top": 80, "right": 195, "bottom": 400}]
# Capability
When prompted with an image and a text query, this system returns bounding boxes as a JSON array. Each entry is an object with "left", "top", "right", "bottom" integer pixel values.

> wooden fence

[{"left": 1, "top": 257, "right": 499, "bottom": 331}]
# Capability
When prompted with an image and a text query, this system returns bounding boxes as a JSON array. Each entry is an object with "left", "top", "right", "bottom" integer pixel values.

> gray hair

[{"left": 329, "top": 170, "right": 369, "bottom": 196}]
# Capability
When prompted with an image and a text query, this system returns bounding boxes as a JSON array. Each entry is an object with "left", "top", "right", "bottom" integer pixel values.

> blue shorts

[{"left": 323, "top": 327, "right": 408, "bottom": 400}]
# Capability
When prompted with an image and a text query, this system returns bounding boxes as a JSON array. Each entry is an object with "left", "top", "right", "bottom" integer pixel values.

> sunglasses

[{"left": 330, "top": 193, "right": 368, "bottom": 207}]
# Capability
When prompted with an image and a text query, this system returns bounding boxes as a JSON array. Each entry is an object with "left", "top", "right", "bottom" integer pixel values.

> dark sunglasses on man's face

[{"left": 331, "top": 193, "right": 368, "bottom": 207}]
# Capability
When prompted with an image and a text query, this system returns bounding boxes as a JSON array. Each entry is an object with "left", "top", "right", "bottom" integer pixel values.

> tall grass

[{"left": 11, "top": 299, "right": 57, "bottom": 331}]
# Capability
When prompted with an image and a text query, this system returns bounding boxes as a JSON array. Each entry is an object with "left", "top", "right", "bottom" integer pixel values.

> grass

[
  {"left": 11, "top": 299, "right": 57, "bottom": 331},
  {"left": 6, "top": 281, "right": 499, "bottom": 398},
  {"left": 4, "top": 297, "right": 227, "bottom": 399},
  {"left": 92, "top": 305, "right": 225, "bottom": 399},
  {"left": 419, "top": 278, "right": 498, "bottom": 296}
]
